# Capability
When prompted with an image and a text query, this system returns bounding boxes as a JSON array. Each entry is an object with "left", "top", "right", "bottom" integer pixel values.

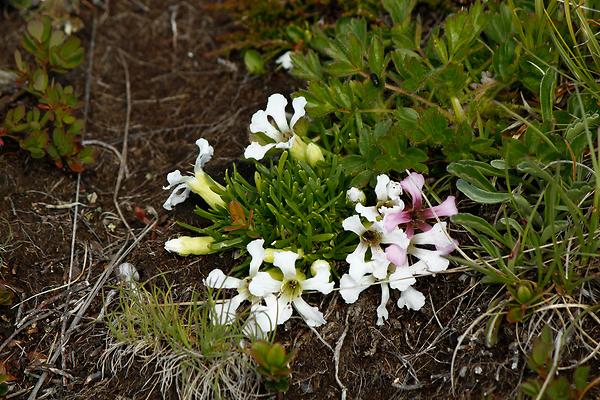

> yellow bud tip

[
  {"left": 306, "top": 143, "right": 324, "bottom": 166},
  {"left": 165, "top": 236, "right": 216, "bottom": 256}
]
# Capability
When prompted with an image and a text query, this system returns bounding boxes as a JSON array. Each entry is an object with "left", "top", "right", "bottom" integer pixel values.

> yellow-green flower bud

[
  {"left": 305, "top": 143, "right": 324, "bottom": 166},
  {"left": 289, "top": 135, "right": 308, "bottom": 162},
  {"left": 187, "top": 170, "right": 226, "bottom": 210},
  {"left": 164, "top": 236, "right": 216, "bottom": 256}
]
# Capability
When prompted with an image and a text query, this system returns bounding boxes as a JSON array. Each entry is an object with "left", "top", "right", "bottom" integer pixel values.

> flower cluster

[
  {"left": 204, "top": 239, "right": 334, "bottom": 336},
  {"left": 161, "top": 93, "right": 459, "bottom": 333},
  {"left": 340, "top": 173, "right": 458, "bottom": 325}
]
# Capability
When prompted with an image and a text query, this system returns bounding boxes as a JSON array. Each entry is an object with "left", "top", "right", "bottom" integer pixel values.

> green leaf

[
  {"left": 447, "top": 162, "right": 496, "bottom": 192},
  {"left": 27, "top": 19, "right": 44, "bottom": 42},
  {"left": 452, "top": 213, "right": 510, "bottom": 248},
  {"left": 32, "top": 68, "right": 48, "bottom": 92},
  {"left": 367, "top": 34, "right": 385, "bottom": 78},
  {"left": 573, "top": 366, "right": 590, "bottom": 391},
  {"left": 456, "top": 179, "right": 510, "bottom": 204},
  {"left": 540, "top": 67, "right": 557, "bottom": 127}
]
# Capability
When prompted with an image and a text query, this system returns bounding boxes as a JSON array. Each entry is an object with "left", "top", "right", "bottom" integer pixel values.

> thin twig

[{"left": 113, "top": 51, "right": 135, "bottom": 238}]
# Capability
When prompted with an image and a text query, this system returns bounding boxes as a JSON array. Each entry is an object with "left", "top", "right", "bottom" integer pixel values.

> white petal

[
  {"left": 293, "top": 297, "right": 326, "bottom": 327},
  {"left": 275, "top": 51, "right": 293, "bottom": 70},
  {"left": 397, "top": 287, "right": 426, "bottom": 311},
  {"left": 346, "top": 187, "right": 366, "bottom": 203},
  {"left": 378, "top": 204, "right": 404, "bottom": 216},
  {"left": 339, "top": 273, "right": 375, "bottom": 304},
  {"left": 265, "top": 93, "right": 290, "bottom": 133},
  {"left": 410, "top": 247, "right": 449, "bottom": 273},
  {"left": 164, "top": 170, "right": 188, "bottom": 188},
  {"left": 388, "top": 266, "right": 416, "bottom": 291},
  {"left": 387, "top": 180, "right": 403, "bottom": 200},
  {"left": 212, "top": 294, "right": 245, "bottom": 325},
  {"left": 380, "top": 225, "right": 410, "bottom": 248},
  {"left": 248, "top": 271, "right": 282, "bottom": 297},
  {"left": 412, "top": 222, "right": 456, "bottom": 254},
  {"left": 273, "top": 251, "right": 299, "bottom": 280},
  {"left": 370, "top": 247, "right": 390, "bottom": 280},
  {"left": 247, "top": 239, "right": 265, "bottom": 276},
  {"left": 342, "top": 215, "right": 367, "bottom": 236},
  {"left": 375, "top": 174, "right": 391, "bottom": 201},
  {"left": 376, "top": 283, "right": 390, "bottom": 325},
  {"left": 302, "top": 270, "right": 334, "bottom": 295},
  {"left": 204, "top": 269, "right": 242, "bottom": 289},
  {"left": 193, "top": 138, "right": 214, "bottom": 173},
  {"left": 355, "top": 204, "right": 380, "bottom": 222},
  {"left": 249, "top": 109, "right": 281, "bottom": 140},
  {"left": 290, "top": 96, "right": 307, "bottom": 129},
  {"left": 244, "top": 142, "right": 277, "bottom": 160},
  {"left": 256, "top": 295, "right": 293, "bottom": 331},
  {"left": 163, "top": 183, "right": 190, "bottom": 210}
]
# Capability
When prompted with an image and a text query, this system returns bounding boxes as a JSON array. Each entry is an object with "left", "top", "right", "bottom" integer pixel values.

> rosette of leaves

[
  {"left": 250, "top": 340, "right": 295, "bottom": 393},
  {"left": 180, "top": 152, "right": 356, "bottom": 275},
  {"left": 1, "top": 16, "right": 92, "bottom": 171}
]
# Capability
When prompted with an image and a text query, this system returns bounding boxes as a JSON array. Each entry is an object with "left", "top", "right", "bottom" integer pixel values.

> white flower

[
  {"left": 343, "top": 215, "right": 409, "bottom": 281},
  {"left": 346, "top": 187, "right": 366, "bottom": 204},
  {"left": 396, "top": 286, "right": 426, "bottom": 310},
  {"left": 163, "top": 138, "right": 225, "bottom": 211},
  {"left": 339, "top": 263, "right": 420, "bottom": 325},
  {"left": 244, "top": 93, "right": 307, "bottom": 161},
  {"left": 248, "top": 251, "right": 333, "bottom": 330},
  {"left": 386, "top": 222, "right": 456, "bottom": 275},
  {"left": 275, "top": 51, "right": 293, "bottom": 70},
  {"left": 203, "top": 239, "right": 267, "bottom": 324},
  {"left": 355, "top": 174, "right": 404, "bottom": 222}
]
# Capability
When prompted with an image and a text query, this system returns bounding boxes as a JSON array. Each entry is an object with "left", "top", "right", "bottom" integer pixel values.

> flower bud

[
  {"left": 305, "top": 143, "right": 324, "bottom": 166},
  {"left": 346, "top": 187, "right": 366, "bottom": 204},
  {"left": 164, "top": 236, "right": 216, "bottom": 256},
  {"left": 289, "top": 135, "right": 308, "bottom": 162},
  {"left": 310, "top": 259, "right": 331, "bottom": 276},
  {"left": 187, "top": 170, "right": 226, "bottom": 210}
]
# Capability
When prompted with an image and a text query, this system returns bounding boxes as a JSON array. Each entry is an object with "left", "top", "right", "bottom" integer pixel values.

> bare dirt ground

[{"left": 0, "top": 1, "right": 598, "bottom": 399}]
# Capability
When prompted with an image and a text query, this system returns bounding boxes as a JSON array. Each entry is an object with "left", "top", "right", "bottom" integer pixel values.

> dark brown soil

[{"left": 0, "top": 2, "right": 598, "bottom": 400}]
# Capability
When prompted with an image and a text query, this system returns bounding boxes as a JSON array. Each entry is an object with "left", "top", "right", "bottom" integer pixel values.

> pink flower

[{"left": 383, "top": 172, "right": 457, "bottom": 237}]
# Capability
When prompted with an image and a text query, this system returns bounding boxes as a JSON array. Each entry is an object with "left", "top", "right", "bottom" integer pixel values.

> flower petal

[
  {"left": 193, "top": 138, "right": 214, "bottom": 173},
  {"left": 339, "top": 273, "right": 375, "bottom": 303},
  {"left": 302, "top": 270, "right": 334, "bottom": 295},
  {"left": 244, "top": 141, "right": 277, "bottom": 160},
  {"left": 339, "top": 273, "right": 373, "bottom": 303},
  {"left": 290, "top": 96, "right": 307, "bottom": 129},
  {"left": 376, "top": 283, "right": 390, "bottom": 325},
  {"left": 355, "top": 204, "right": 380, "bottom": 222},
  {"left": 383, "top": 211, "right": 412, "bottom": 232},
  {"left": 385, "top": 244, "right": 407, "bottom": 267},
  {"left": 375, "top": 174, "right": 391, "bottom": 201},
  {"left": 255, "top": 295, "right": 292, "bottom": 332},
  {"left": 293, "top": 297, "right": 326, "bottom": 327},
  {"left": 249, "top": 109, "right": 281, "bottom": 140},
  {"left": 380, "top": 225, "right": 410, "bottom": 248},
  {"left": 265, "top": 93, "right": 290, "bottom": 133},
  {"left": 342, "top": 214, "right": 367, "bottom": 236},
  {"left": 212, "top": 293, "right": 245, "bottom": 325},
  {"left": 346, "top": 187, "right": 366, "bottom": 204},
  {"left": 163, "top": 182, "right": 190, "bottom": 210},
  {"left": 388, "top": 266, "right": 416, "bottom": 291},
  {"left": 422, "top": 196, "right": 458, "bottom": 220},
  {"left": 412, "top": 222, "right": 457, "bottom": 255},
  {"left": 370, "top": 247, "right": 390, "bottom": 280},
  {"left": 401, "top": 172, "right": 425, "bottom": 209},
  {"left": 248, "top": 271, "right": 282, "bottom": 297},
  {"left": 410, "top": 247, "right": 449, "bottom": 273},
  {"left": 247, "top": 239, "right": 265, "bottom": 276},
  {"left": 204, "top": 268, "right": 243, "bottom": 289},
  {"left": 275, "top": 51, "right": 293, "bottom": 70},
  {"left": 397, "top": 286, "right": 425, "bottom": 311},
  {"left": 273, "top": 251, "right": 299, "bottom": 279}
]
